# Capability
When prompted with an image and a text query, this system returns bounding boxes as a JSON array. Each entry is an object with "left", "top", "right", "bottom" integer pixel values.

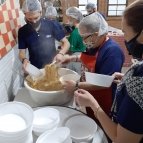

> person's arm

[
  {"left": 18, "top": 29, "right": 30, "bottom": 73},
  {"left": 51, "top": 21, "right": 70, "bottom": 62},
  {"left": 19, "top": 49, "right": 30, "bottom": 73},
  {"left": 61, "top": 54, "right": 81, "bottom": 65},
  {"left": 54, "top": 37, "right": 70, "bottom": 62},
  {"left": 62, "top": 80, "right": 107, "bottom": 92},
  {"left": 62, "top": 56, "right": 123, "bottom": 91},
  {"left": 59, "top": 37, "right": 70, "bottom": 55},
  {"left": 78, "top": 55, "right": 124, "bottom": 90},
  {"left": 75, "top": 89, "right": 143, "bottom": 143},
  {"left": 91, "top": 102, "right": 143, "bottom": 143},
  {"left": 19, "top": 49, "right": 26, "bottom": 62}
]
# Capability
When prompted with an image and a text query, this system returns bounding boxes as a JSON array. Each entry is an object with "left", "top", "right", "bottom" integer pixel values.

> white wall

[
  {"left": 0, "top": 0, "right": 26, "bottom": 103},
  {"left": 0, "top": 45, "right": 24, "bottom": 103}
]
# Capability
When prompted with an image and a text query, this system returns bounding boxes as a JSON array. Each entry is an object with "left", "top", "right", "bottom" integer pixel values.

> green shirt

[{"left": 68, "top": 28, "right": 86, "bottom": 53}]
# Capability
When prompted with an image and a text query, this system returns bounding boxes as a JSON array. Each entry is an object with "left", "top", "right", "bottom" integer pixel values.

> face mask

[
  {"left": 68, "top": 20, "right": 73, "bottom": 26},
  {"left": 84, "top": 41, "right": 95, "bottom": 49},
  {"left": 132, "top": 44, "right": 143, "bottom": 60},
  {"left": 27, "top": 18, "right": 41, "bottom": 29},
  {"left": 83, "top": 35, "right": 96, "bottom": 48},
  {"left": 124, "top": 31, "right": 142, "bottom": 58}
]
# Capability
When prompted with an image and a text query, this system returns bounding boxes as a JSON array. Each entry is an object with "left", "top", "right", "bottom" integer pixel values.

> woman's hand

[
  {"left": 131, "top": 58, "right": 138, "bottom": 64},
  {"left": 62, "top": 80, "right": 76, "bottom": 92},
  {"left": 112, "top": 72, "right": 124, "bottom": 84},
  {"left": 74, "top": 89, "right": 99, "bottom": 110}
]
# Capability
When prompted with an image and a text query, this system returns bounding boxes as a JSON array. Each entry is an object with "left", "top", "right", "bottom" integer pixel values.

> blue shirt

[
  {"left": 99, "top": 12, "right": 106, "bottom": 20},
  {"left": 86, "top": 38, "right": 125, "bottom": 101},
  {"left": 111, "top": 62, "right": 143, "bottom": 143},
  {"left": 44, "top": 18, "right": 63, "bottom": 30},
  {"left": 18, "top": 18, "right": 65, "bottom": 69},
  {"left": 50, "top": 19, "right": 63, "bottom": 31}
]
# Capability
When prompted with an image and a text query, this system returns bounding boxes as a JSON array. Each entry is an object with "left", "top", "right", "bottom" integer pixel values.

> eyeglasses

[
  {"left": 83, "top": 34, "right": 93, "bottom": 41},
  {"left": 83, "top": 10, "right": 96, "bottom": 17},
  {"left": 82, "top": 34, "right": 95, "bottom": 47}
]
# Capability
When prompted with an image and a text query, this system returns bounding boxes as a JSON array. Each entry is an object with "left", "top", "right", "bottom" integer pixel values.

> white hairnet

[
  {"left": 66, "top": 7, "right": 83, "bottom": 22},
  {"left": 45, "top": 0, "right": 54, "bottom": 3},
  {"left": 85, "top": 2, "right": 96, "bottom": 10},
  {"left": 45, "top": 7, "right": 57, "bottom": 17},
  {"left": 44, "top": 1, "right": 53, "bottom": 7},
  {"left": 22, "top": 0, "right": 42, "bottom": 13},
  {"left": 79, "top": 12, "right": 108, "bottom": 36}
]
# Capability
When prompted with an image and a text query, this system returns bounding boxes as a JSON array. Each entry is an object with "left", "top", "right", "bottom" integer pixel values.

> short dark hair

[{"left": 123, "top": 0, "right": 143, "bottom": 33}]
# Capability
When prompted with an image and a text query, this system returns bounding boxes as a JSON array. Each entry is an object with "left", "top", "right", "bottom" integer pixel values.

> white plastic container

[
  {"left": 33, "top": 108, "right": 59, "bottom": 126},
  {"left": 65, "top": 115, "right": 97, "bottom": 143},
  {"left": 0, "top": 102, "right": 34, "bottom": 143},
  {"left": 24, "top": 68, "right": 76, "bottom": 106},
  {"left": 25, "top": 63, "right": 43, "bottom": 78},
  {"left": 60, "top": 74, "right": 81, "bottom": 84},
  {"left": 33, "top": 117, "right": 60, "bottom": 136},
  {"left": 35, "top": 130, "right": 52, "bottom": 142},
  {"left": 36, "top": 127, "right": 72, "bottom": 143},
  {"left": 0, "top": 127, "right": 33, "bottom": 143},
  {"left": 33, "top": 108, "right": 60, "bottom": 136},
  {"left": 85, "top": 72, "right": 114, "bottom": 87},
  {"left": 58, "top": 68, "right": 77, "bottom": 77},
  {"left": 0, "top": 114, "right": 27, "bottom": 132}
]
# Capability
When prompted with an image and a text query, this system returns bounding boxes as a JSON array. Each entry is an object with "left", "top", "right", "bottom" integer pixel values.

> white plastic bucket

[
  {"left": 36, "top": 127, "right": 71, "bottom": 143},
  {"left": 33, "top": 108, "right": 60, "bottom": 128},
  {"left": 0, "top": 127, "right": 33, "bottom": 143},
  {"left": 0, "top": 102, "right": 34, "bottom": 143}
]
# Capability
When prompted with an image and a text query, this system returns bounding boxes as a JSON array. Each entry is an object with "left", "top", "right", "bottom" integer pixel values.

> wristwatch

[
  {"left": 75, "top": 81, "right": 79, "bottom": 91},
  {"left": 22, "top": 58, "right": 27, "bottom": 64}
]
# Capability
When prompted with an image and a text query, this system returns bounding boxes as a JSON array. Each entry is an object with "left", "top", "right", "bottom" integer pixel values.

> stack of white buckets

[{"left": 0, "top": 102, "right": 34, "bottom": 143}]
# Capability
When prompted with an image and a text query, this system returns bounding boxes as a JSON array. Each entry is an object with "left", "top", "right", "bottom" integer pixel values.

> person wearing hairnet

[
  {"left": 64, "top": 7, "right": 86, "bottom": 75},
  {"left": 66, "top": 7, "right": 86, "bottom": 53},
  {"left": 42, "top": 1, "right": 53, "bottom": 17},
  {"left": 45, "top": 6, "right": 64, "bottom": 52},
  {"left": 45, "top": 6, "right": 62, "bottom": 29},
  {"left": 45, "top": 6, "right": 57, "bottom": 20},
  {"left": 18, "top": 0, "right": 70, "bottom": 72},
  {"left": 84, "top": 2, "right": 106, "bottom": 20},
  {"left": 44, "top": 1, "right": 53, "bottom": 8},
  {"left": 74, "top": 1, "right": 143, "bottom": 143},
  {"left": 61, "top": 12, "right": 125, "bottom": 121}
]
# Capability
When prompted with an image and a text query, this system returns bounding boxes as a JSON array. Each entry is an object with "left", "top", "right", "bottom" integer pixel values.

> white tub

[{"left": 24, "top": 68, "right": 77, "bottom": 106}]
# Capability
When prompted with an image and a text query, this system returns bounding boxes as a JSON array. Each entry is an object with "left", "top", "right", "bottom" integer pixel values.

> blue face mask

[{"left": 124, "top": 31, "right": 143, "bottom": 59}]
